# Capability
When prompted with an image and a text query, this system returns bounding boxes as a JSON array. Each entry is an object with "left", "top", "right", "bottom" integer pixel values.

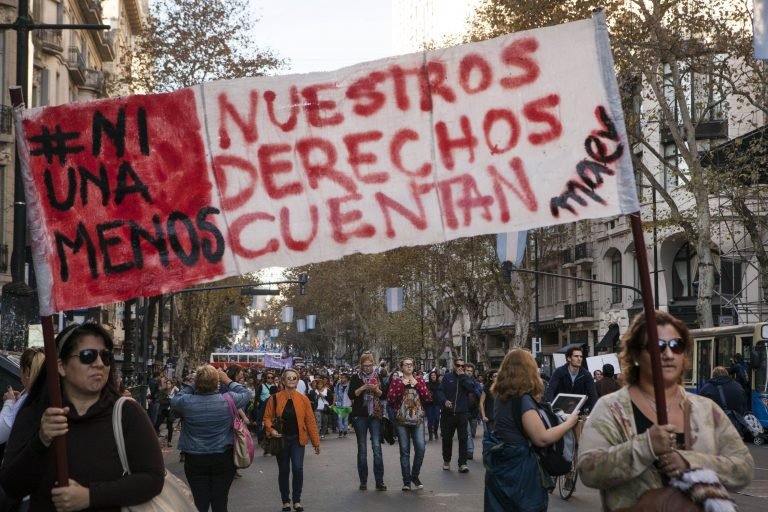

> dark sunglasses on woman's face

[
  {"left": 651, "top": 338, "right": 686, "bottom": 355},
  {"left": 285, "top": 375, "right": 298, "bottom": 381},
  {"left": 69, "top": 348, "right": 113, "bottom": 366}
]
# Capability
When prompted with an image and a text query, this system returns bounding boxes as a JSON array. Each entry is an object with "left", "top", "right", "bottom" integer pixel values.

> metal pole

[
  {"left": 141, "top": 297, "right": 149, "bottom": 410},
  {"left": 168, "top": 295, "right": 174, "bottom": 357}
]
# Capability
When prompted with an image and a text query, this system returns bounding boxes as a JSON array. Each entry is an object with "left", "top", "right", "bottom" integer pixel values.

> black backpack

[{"left": 513, "top": 395, "right": 575, "bottom": 476}]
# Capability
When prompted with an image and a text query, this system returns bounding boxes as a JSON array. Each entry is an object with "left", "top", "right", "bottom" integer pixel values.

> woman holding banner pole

[
  {"left": 0, "top": 323, "right": 165, "bottom": 510},
  {"left": 577, "top": 311, "right": 753, "bottom": 510}
]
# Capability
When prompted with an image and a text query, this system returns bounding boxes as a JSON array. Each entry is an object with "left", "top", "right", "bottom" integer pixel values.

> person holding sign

[
  {"left": 577, "top": 311, "right": 753, "bottom": 511},
  {"left": 0, "top": 323, "right": 165, "bottom": 510}
]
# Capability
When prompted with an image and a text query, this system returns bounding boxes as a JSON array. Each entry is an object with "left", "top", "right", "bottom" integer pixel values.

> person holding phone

[
  {"left": 437, "top": 357, "right": 476, "bottom": 473},
  {"left": 348, "top": 352, "right": 386, "bottom": 491}
]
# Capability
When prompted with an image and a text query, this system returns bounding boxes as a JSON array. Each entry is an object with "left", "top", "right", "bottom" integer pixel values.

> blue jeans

[
  {"left": 426, "top": 404, "right": 440, "bottom": 437},
  {"left": 395, "top": 423, "right": 425, "bottom": 485},
  {"left": 338, "top": 414, "right": 349, "bottom": 433},
  {"left": 352, "top": 416, "right": 384, "bottom": 485},
  {"left": 277, "top": 435, "right": 305, "bottom": 504},
  {"left": 467, "top": 415, "right": 479, "bottom": 455}
]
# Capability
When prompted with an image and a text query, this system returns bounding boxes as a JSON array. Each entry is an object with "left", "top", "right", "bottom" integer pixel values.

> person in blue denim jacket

[{"left": 172, "top": 364, "right": 252, "bottom": 512}]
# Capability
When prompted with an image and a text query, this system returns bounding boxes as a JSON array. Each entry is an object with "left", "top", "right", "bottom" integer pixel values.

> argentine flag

[
  {"left": 757, "top": 0, "right": 768, "bottom": 59},
  {"left": 496, "top": 231, "right": 528, "bottom": 267},
  {"left": 386, "top": 287, "right": 404, "bottom": 313}
]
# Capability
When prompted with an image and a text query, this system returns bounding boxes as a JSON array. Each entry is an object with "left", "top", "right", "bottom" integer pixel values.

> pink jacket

[{"left": 387, "top": 376, "right": 431, "bottom": 412}]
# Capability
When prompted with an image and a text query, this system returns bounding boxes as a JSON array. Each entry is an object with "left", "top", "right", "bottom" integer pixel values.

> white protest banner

[
  {"left": 586, "top": 353, "right": 622, "bottom": 375},
  {"left": 16, "top": 12, "right": 637, "bottom": 315}
]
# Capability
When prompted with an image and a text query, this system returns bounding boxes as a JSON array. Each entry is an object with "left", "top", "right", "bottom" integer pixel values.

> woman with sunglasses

[
  {"left": 263, "top": 368, "right": 320, "bottom": 512},
  {"left": 172, "top": 364, "right": 252, "bottom": 512},
  {"left": 578, "top": 311, "right": 754, "bottom": 511},
  {"left": 0, "top": 323, "right": 165, "bottom": 511}
]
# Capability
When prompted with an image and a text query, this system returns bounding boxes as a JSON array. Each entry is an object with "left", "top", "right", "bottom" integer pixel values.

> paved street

[{"left": 162, "top": 430, "right": 768, "bottom": 511}]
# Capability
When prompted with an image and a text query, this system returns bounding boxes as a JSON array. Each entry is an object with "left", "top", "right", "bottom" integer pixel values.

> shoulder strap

[
  {"left": 112, "top": 396, "right": 131, "bottom": 475},
  {"left": 271, "top": 393, "right": 279, "bottom": 416},
  {"left": 715, "top": 384, "right": 729, "bottom": 408},
  {"left": 223, "top": 391, "right": 238, "bottom": 419}
]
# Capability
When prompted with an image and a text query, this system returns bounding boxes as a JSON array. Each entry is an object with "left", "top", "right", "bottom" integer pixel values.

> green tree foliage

[{"left": 133, "top": 0, "right": 284, "bottom": 93}]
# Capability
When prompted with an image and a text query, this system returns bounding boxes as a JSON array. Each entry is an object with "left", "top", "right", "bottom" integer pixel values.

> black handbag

[{"left": 265, "top": 394, "right": 284, "bottom": 456}]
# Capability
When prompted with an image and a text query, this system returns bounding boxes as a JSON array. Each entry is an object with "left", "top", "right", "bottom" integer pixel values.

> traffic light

[
  {"left": 298, "top": 273, "right": 308, "bottom": 295},
  {"left": 502, "top": 261, "right": 513, "bottom": 284}
]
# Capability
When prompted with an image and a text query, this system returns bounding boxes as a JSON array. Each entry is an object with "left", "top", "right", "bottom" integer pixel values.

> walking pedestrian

[
  {"left": 333, "top": 373, "right": 353, "bottom": 437},
  {"left": 264, "top": 368, "right": 321, "bottom": 512},
  {"left": 256, "top": 372, "right": 278, "bottom": 448},
  {"left": 313, "top": 377, "right": 333, "bottom": 439},
  {"left": 348, "top": 351, "right": 386, "bottom": 491},
  {"left": 484, "top": 349, "right": 580, "bottom": 511},
  {"left": 172, "top": 364, "right": 253, "bottom": 512},
  {"left": 387, "top": 357, "right": 431, "bottom": 491},
  {"left": 464, "top": 363, "right": 482, "bottom": 460},
  {"left": 437, "top": 356, "right": 475, "bottom": 473},
  {"left": 153, "top": 378, "right": 178, "bottom": 446},
  {"left": 425, "top": 371, "right": 441, "bottom": 441}
]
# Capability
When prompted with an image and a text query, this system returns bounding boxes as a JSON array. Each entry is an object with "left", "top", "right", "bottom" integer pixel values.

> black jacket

[
  {"left": 437, "top": 371, "right": 476, "bottom": 414},
  {"left": 543, "top": 364, "right": 598, "bottom": 411},
  {"left": 700, "top": 376, "right": 747, "bottom": 414}
]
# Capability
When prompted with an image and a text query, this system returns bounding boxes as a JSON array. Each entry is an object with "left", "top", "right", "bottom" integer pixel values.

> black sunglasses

[
  {"left": 652, "top": 338, "right": 686, "bottom": 355},
  {"left": 68, "top": 349, "right": 113, "bottom": 366}
]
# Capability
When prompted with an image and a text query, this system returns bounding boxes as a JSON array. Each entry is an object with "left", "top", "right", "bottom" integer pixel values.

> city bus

[
  {"left": 209, "top": 351, "right": 282, "bottom": 369},
  {"left": 688, "top": 322, "right": 768, "bottom": 433}
]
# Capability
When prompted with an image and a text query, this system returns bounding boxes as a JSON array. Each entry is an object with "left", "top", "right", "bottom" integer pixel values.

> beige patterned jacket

[{"left": 577, "top": 385, "right": 753, "bottom": 511}]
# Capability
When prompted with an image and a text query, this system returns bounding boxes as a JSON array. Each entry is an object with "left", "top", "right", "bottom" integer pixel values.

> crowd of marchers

[{"left": 0, "top": 310, "right": 758, "bottom": 512}]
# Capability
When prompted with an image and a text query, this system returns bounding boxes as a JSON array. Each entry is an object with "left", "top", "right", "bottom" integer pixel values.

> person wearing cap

[{"left": 595, "top": 363, "right": 621, "bottom": 397}]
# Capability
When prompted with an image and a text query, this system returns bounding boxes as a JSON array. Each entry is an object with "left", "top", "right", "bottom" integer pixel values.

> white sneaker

[
  {"left": 459, "top": 465, "right": 469, "bottom": 473},
  {"left": 402, "top": 483, "right": 411, "bottom": 491},
  {"left": 442, "top": 463, "right": 450, "bottom": 471}
]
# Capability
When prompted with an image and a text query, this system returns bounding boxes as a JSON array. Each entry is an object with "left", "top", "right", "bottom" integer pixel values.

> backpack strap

[
  {"left": 112, "top": 396, "right": 132, "bottom": 475},
  {"left": 715, "top": 383, "right": 728, "bottom": 410}
]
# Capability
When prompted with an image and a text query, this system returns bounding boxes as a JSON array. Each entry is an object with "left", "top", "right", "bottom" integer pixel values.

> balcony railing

[
  {"left": 565, "top": 301, "right": 594, "bottom": 319},
  {"left": 575, "top": 242, "right": 591, "bottom": 261},
  {"left": 35, "top": 29, "right": 63, "bottom": 55},
  {"left": 0, "top": 105, "right": 12, "bottom": 134},
  {"left": 80, "top": 0, "right": 103, "bottom": 24},
  {"left": 82, "top": 69, "right": 105, "bottom": 95},
  {"left": 67, "top": 47, "right": 86, "bottom": 84}
]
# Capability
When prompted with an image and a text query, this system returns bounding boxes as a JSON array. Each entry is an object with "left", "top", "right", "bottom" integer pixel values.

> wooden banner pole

[{"left": 629, "top": 212, "right": 667, "bottom": 424}]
